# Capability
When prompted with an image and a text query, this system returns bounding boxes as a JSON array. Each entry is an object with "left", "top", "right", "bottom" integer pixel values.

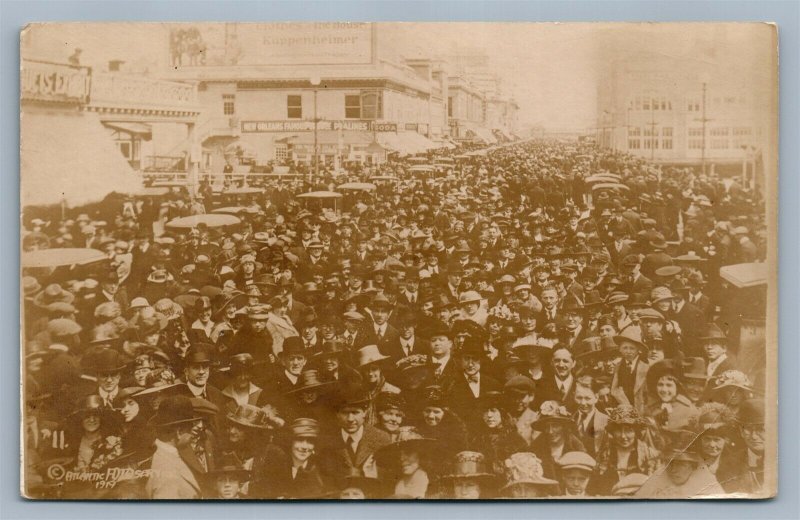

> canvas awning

[
  {"left": 288, "top": 130, "right": 373, "bottom": 146},
  {"left": 22, "top": 109, "right": 141, "bottom": 208},
  {"left": 103, "top": 121, "right": 152, "bottom": 140},
  {"left": 469, "top": 127, "right": 498, "bottom": 144}
]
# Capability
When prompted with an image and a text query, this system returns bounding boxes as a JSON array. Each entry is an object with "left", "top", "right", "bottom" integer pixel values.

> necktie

[
  {"left": 434, "top": 363, "right": 443, "bottom": 377},
  {"left": 577, "top": 413, "right": 586, "bottom": 436},
  {"left": 468, "top": 374, "right": 479, "bottom": 384},
  {"left": 348, "top": 436, "right": 357, "bottom": 459}
]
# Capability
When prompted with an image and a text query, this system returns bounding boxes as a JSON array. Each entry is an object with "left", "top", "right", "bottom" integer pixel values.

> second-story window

[
  {"left": 222, "top": 94, "right": 235, "bottom": 116},
  {"left": 287, "top": 95, "right": 302, "bottom": 119}
]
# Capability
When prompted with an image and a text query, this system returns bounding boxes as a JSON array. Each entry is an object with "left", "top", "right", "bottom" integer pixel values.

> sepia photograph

[{"left": 20, "top": 21, "right": 777, "bottom": 500}]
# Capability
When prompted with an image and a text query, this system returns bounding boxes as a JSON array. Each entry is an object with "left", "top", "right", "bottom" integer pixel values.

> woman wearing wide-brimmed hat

[
  {"left": 438, "top": 450, "right": 498, "bottom": 499},
  {"left": 373, "top": 425, "right": 438, "bottom": 498},
  {"left": 63, "top": 395, "right": 123, "bottom": 474},
  {"left": 592, "top": 405, "right": 661, "bottom": 495}
]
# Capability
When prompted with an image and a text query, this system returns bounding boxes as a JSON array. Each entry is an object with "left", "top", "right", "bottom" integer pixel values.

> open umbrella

[
  {"left": 22, "top": 248, "right": 108, "bottom": 269},
  {"left": 166, "top": 214, "right": 241, "bottom": 229},
  {"left": 408, "top": 157, "right": 428, "bottom": 163},
  {"left": 591, "top": 182, "right": 630, "bottom": 192},
  {"left": 369, "top": 175, "right": 399, "bottom": 182},
  {"left": 212, "top": 206, "right": 259, "bottom": 216},
  {"left": 296, "top": 191, "right": 343, "bottom": 199},
  {"left": 338, "top": 182, "right": 377, "bottom": 191},
  {"left": 408, "top": 165, "right": 436, "bottom": 173},
  {"left": 586, "top": 174, "right": 623, "bottom": 184}
]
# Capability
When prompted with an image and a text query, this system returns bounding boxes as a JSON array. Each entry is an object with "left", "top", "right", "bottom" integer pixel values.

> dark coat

[
  {"left": 530, "top": 432, "right": 586, "bottom": 480},
  {"left": 319, "top": 425, "right": 392, "bottom": 481}
]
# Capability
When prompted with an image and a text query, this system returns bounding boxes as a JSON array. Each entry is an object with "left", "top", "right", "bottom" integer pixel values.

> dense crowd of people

[{"left": 22, "top": 139, "right": 768, "bottom": 499}]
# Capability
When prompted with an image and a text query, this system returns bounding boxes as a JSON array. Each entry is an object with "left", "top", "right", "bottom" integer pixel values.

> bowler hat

[
  {"left": 185, "top": 343, "right": 216, "bottom": 366},
  {"left": 281, "top": 336, "right": 306, "bottom": 357},
  {"left": 87, "top": 348, "right": 128, "bottom": 374}
]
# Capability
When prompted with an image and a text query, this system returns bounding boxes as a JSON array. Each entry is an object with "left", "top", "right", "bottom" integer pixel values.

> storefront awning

[
  {"left": 469, "top": 127, "right": 498, "bottom": 144},
  {"left": 22, "top": 109, "right": 141, "bottom": 207},
  {"left": 103, "top": 121, "right": 152, "bottom": 140},
  {"left": 378, "top": 132, "right": 437, "bottom": 156},
  {"left": 287, "top": 130, "right": 374, "bottom": 146}
]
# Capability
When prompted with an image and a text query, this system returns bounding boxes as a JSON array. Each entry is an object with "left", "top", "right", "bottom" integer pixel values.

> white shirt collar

[
  {"left": 186, "top": 381, "right": 206, "bottom": 397},
  {"left": 342, "top": 426, "right": 364, "bottom": 445},
  {"left": 285, "top": 370, "right": 299, "bottom": 384},
  {"left": 98, "top": 387, "right": 118, "bottom": 402}
]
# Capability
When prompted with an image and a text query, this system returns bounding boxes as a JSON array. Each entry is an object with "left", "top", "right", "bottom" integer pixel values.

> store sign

[
  {"left": 372, "top": 122, "right": 397, "bottom": 133},
  {"left": 90, "top": 73, "right": 196, "bottom": 107},
  {"left": 21, "top": 60, "right": 90, "bottom": 104},
  {"left": 242, "top": 120, "right": 380, "bottom": 133},
  {"left": 169, "top": 22, "right": 374, "bottom": 67},
  {"left": 405, "top": 123, "right": 419, "bottom": 131}
]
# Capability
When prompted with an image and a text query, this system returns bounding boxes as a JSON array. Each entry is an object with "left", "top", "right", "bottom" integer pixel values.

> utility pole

[
  {"left": 701, "top": 82, "right": 707, "bottom": 174},
  {"left": 648, "top": 97, "right": 657, "bottom": 161}
]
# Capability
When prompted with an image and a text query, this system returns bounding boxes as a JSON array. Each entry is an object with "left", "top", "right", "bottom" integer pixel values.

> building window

[
  {"left": 287, "top": 95, "right": 302, "bottom": 119},
  {"left": 628, "top": 127, "right": 641, "bottom": 137},
  {"left": 661, "top": 127, "right": 673, "bottom": 149},
  {"left": 222, "top": 94, "right": 235, "bottom": 116},
  {"left": 275, "top": 144, "right": 288, "bottom": 161},
  {"left": 628, "top": 139, "right": 640, "bottom": 149},
  {"left": 345, "top": 95, "right": 361, "bottom": 118},
  {"left": 448, "top": 96, "right": 453, "bottom": 117},
  {"left": 711, "top": 139, "right": 728, "bottom": 149},
  {"left": 345, "top": 92, "right": 383, "bottom": 119},
  {"left": 361, "top": 92, "right": 382, "bottom": 120},
  {"left": 688, "top": 127, "right": 704, "bottom": 137}
]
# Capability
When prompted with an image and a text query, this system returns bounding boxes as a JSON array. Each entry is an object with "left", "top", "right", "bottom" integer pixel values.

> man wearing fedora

[
  {"left": 313, "top": 340, "right": 363, "bottom": 394},
  {"left": 146, "top": 395, "right": 204, "bottom": 499},
  {"left": 320, "top": 388, "right": 391, "bottom": 481}
]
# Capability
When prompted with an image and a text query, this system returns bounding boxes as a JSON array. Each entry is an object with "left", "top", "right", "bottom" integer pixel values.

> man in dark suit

[
  {"left": 446, "top": 337, "right": 501, "bottom": 429},
  {"left": 362, "top": 294, "right": 401, "bottom": 357},
  {"left": 686, "top": 272, "right": 713, "bottom": 320},
  {"left": 560, "top": 300, "right": 590, "bottom": 351},
  {"left": 621, "top": 254, "right": 653, "bottom": 299},
  {"left": 319, "top": 388, "right": 391, "bottom": 480},
  {"left": 381, "top": 307, "right": 429, "bottom": 367},
  {"left": 610, "top": 327, "right": 650, "bottom": 412},
  {"left": 176, "top": 344, "right": 229, "bottom": 425},
  {"left": 670, "top": 279, "right": 706, "bottom": 357},
  {"left": 571, "top": 376, "right": 609, "bottom": 457},
  {"left": 395, "top": 271, "right": 422, "bottom": 310},
  {"left": 537, "top": 285, "right": 560, "bottom": 332},
  {"left": 534, "top": 347, "right": 578, "bottom": 411},
  {"left": 700, "top": 323, "right": 737, "bottom": 379}
]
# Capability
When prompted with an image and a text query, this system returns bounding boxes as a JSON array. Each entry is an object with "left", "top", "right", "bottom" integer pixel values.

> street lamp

[
  {"left": 310, "top": 75, "right": 321, "bottom": 186},
  {"left": 698, "top": 72, "right": 712, "bottom": 175}
]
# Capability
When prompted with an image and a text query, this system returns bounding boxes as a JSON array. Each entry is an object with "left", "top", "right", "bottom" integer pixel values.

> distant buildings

[{"left": 595, "top": 30, "right": 774, "bottom": 184}]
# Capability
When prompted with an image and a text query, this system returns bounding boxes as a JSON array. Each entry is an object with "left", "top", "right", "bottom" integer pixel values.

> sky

[{"left": 22, "top": 22, "right": 773, "bottom": 130}]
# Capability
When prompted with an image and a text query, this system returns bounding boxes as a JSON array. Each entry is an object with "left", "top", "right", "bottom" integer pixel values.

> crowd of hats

[{"left": 21, "top": 139, "right": 767, "bottom": 499}]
